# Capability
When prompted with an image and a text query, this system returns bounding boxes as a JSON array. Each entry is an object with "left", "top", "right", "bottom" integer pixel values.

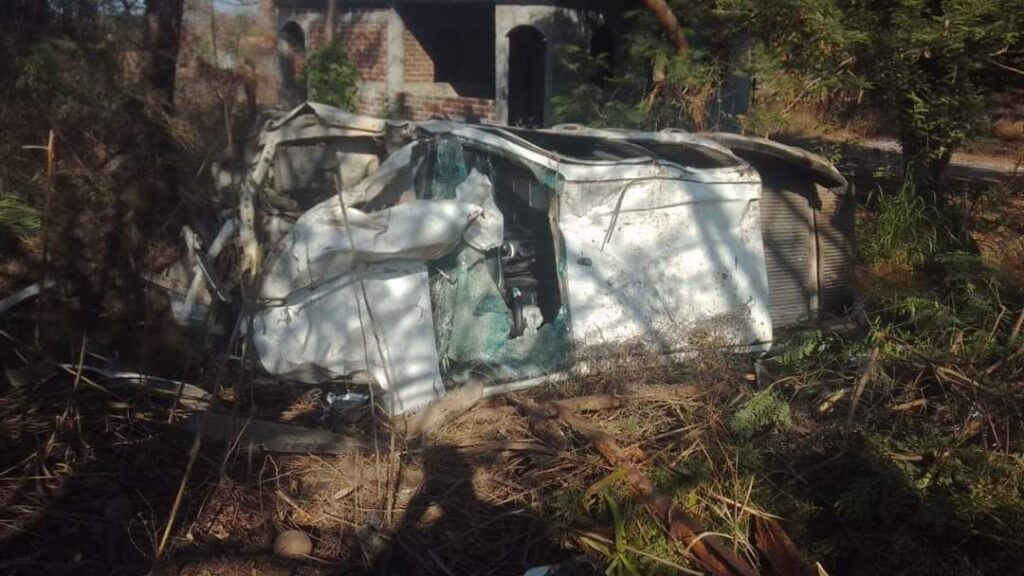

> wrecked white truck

[{"left": 170, "top": 103, "right": 852, "bottom": 415}]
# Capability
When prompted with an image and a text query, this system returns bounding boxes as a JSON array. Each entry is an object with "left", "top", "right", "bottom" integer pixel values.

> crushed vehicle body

[{"left": 177, "top": 103, "right": 851, "bottom": 415}]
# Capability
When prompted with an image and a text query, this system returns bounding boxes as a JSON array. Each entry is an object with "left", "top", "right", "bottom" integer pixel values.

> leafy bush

[
  {"left": 305, "top": 39, "right": 361, "bottom": 111},
  {"left": 554, "top": 0, "right": 1020, "bottom": 201}
]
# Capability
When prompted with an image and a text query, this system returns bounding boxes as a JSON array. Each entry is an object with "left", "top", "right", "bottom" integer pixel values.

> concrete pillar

[
  {"left": 386, "top": 7, "right": 404, "bottom": 106},
  {"left": 541, "top": 18, "right": 555, "bottom": 127},
  {"left": 494, "top": 7, "right": 511, "bottom": 125}
]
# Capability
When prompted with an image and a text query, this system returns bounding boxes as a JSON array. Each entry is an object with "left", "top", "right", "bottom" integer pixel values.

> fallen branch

[
  {"left": 554, "top": 394, "right": 625, "bottom": 412},
  {"left": 154, "top": 419, "right": 203, "bottom": 565},
  {"left": 846, "top": 348, "right": 880, "bottom": 428},
  {"left": 63, "top": 365, "right": 211, "bottom": 410},
  {"left": 178, "top": 413, "right": 369, "bottom": 454},
  {"left": 1009, "top": 308, "right": 1024, "bottom": 346},
  {"left": 456, "top": 440, "right": 564, "bottom": 457},
  {"left": 751, "top": 516, "right": 817, "bottom": 576},
  {"left": 457, "top": 393, "right": 625, "bottom": 426},
  {"left": 0, "top": 280, "right": 56, "bottom": 316},
  {"left": 404, "top": 378, "right": 485, "bottom": 439}
]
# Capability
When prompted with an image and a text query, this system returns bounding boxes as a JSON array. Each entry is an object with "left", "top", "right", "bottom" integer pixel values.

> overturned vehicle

[{"left": 171, "top": 103, "right": 852, "bottom": 415}]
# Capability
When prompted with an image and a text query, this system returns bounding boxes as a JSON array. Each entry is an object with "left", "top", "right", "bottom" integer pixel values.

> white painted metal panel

[
  {"left": 561, "top": 179, "right": 772, "bottom": 352},
  {"left": 252, "top": 262, "right": 446, "bottom": 415}
]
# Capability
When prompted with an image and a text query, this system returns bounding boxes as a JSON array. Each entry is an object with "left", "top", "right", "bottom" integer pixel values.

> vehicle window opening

[
  {"left": 422, "top": 137, "right": 570, "bottom": 383},
  {"left": 505, "top": 129, "right": 650, "bottom": 161},
  {"left": 628, "top": 141, "right": 739, "bottom": 169}
]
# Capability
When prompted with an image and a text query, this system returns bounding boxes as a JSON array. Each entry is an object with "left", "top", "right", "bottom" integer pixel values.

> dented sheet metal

[
  {"left": 174, "top": 103, "right": 848, "bottom": 416},
  {"left": 439, "top": 124, "right": 772, "bottom": 353},
  {"left": 259, "top": 199, "right": 481, "bottom": 300},
  {"left": 253, "top": 196, "right": 483, "bottom": 414},
  {"left": 252, "top": 261, "right": 445, "bottom": 414},
  {"left": 238, "top": 103, "right": 393, "bottom": 276},
  {"left": 560, "top": 178, "right": 770, "bottom": 350}
]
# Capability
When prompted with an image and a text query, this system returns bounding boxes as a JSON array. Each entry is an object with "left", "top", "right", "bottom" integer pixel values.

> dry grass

[{"left": 0, "top": 327, "right": 777, "bottom": 575}]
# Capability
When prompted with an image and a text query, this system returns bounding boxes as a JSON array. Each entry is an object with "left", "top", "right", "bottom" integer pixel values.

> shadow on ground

[{"left": 369, "top": 443, "right": 572, "bottom": 576}]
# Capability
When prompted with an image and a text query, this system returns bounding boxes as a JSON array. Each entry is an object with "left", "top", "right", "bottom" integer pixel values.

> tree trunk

[
  {"left": 641, "top": 0, "right": 688, "bottom": 56},
  {"left": 139, "top": 0, "right": 184, "bottom": 231},
  {"left": 326, "top": 0, "right": 337, "bottom": 43},
  {"left": 144, "top": 0, "right": 184, "bottom": 107}
]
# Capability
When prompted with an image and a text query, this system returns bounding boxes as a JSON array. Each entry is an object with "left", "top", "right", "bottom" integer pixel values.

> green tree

[
  {"left": 837, "top": 0, "right": 1022, "bottom": 203},
  {"left": 304, "top": 39, "right": 361, "bottom": 111},
  {"left": 736, "top": 0, "right": 1020, "bottom": 203},
  {"left": 557, "top": 0, "right": 1023, "bottom": 204}
]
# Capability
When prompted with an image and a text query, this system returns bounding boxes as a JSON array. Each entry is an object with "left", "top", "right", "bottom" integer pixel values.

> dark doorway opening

[
  {"left": 278, "top": 21, "right": 307, "bottom": 107},
  {"left": 398, "top": 4, "right": 496, "bottom": 99},
  {"left": 507, "top": 26, "right": 546, "bottom": 127}
]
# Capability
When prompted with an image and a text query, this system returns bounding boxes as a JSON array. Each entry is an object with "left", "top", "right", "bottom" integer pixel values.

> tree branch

[{"left": 641, "top": 0, "right": 689, "bottom": 56}]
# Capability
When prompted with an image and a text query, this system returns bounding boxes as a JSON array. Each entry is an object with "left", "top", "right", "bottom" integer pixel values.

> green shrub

[
  {"left": 305, "top": 39, "right": 361, "bottom": 111},
  {"left": 550, "top": 44, "right": 649, "bottom": 129},
  {"left": 729, "top": 389, "right": 793, "bottom": 440},
  {"left": 859, "top": 179, "right": 968, "bottom": 269}
]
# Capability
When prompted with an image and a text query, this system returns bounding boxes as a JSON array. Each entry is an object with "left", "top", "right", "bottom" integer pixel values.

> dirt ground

[
  {"left": 0, "top": 347, "right": 735, "bottom": 575},
  {"left": 1, "top": 144, "right": 1022, "bottom": 576}
]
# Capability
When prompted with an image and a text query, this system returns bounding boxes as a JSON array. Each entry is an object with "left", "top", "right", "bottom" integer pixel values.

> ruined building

[{"left": 274, "top": 0, "right": 632, "bottom": 126}]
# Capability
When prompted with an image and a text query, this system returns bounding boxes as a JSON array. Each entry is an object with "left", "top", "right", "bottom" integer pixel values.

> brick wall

[
  {"left": 337, "top": 21, "right": 386, "bottom": 81},
  {"left": 293, "top": 7, "right": 497, "bottom": 122},
  {"left": 398, "top": 21, "right": 495, "bottom": 121},
  {"left": 396, "top": 92, "right": 496, "bottom": 122},
  {"left": 308, "top": 10, "right": 388, "bottom": 82},
  {"left": 358, "top": 88, "right": 388, "bottom": 117},
  {"left": 403, "top": 28, "right": 434, "bottom": 83}
]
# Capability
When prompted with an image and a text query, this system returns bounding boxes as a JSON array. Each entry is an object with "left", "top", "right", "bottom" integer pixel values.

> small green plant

[
  {"left": 873, "top": 254, "right": 1009, "bottom": 360},
  {"left": 304, "top": 39, "right": 360, "bottom": 111},
  {"left": 776, "top": 329, "right": 839, "bottom": 369},
  {"left": 729, "top": 389, "right": 793, "bottom": 440},
  {"left": 859, "top": 179, "right": 967, "bottom": 269},
  {"left": 0, "top": 195, "right": 42, "bottom": 238}
]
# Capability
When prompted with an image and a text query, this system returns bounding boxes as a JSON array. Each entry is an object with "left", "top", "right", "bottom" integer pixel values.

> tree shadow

[
  {"left": 766, "top": 433, "right": 1024, "bottom": 576},
  {"left": 369, "top": 443, "right": 573, "bottom": 576},
  {"left": 0, "top": 376, "right": 215, "bottom": 575},
  {"left": 0, "top": 339, "right": 303, "bottom": 575}
]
